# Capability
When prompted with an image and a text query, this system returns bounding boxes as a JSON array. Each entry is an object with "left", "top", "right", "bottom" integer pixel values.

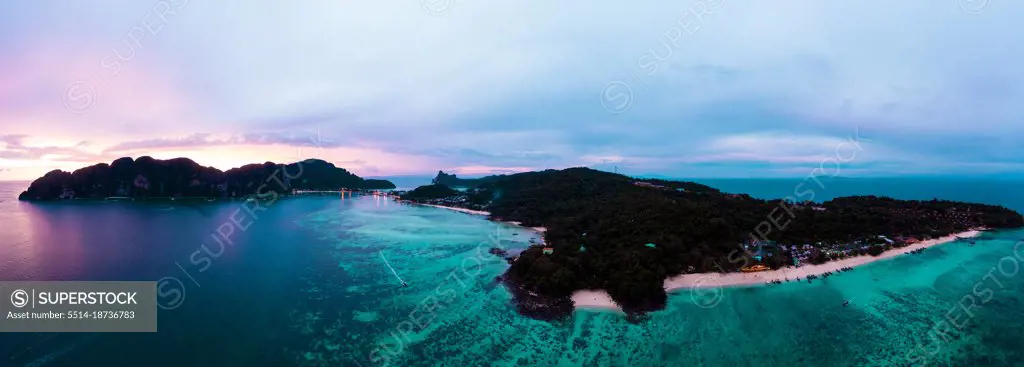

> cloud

[
  {"left": 448, "top": 165, "right": 538, "bottom": 176},
  {"left": 0, "top": 134, "right": 100, "bottom": 162},
  {"left": 686, "top": 131, "right": 878, "bottom": 164},
  {"left": 101, "top": 134, "right": 230, "bottom": 152},
  {"left": 2, "top": 1, "right": 1023, "bottom": 179},
  {"left": 336, "top": 159, "right": 367, "bottom": 166},
  {"left": 101, "top": 131, "right": 352, "bottom": 153}
]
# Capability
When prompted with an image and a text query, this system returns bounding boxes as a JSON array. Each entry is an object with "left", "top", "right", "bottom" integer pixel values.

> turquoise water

[{"left": 2, "top": 179, "right": 1024, "bottom": 366}]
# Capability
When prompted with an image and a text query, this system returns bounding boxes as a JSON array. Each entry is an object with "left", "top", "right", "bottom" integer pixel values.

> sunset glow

[{"left": 2, "top": 1, "right": 1023, "bottom": 181}]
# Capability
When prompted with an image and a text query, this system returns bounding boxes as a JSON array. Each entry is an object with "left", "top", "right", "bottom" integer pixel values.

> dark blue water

[
  {"left": 2, "top": 178, "right": 1024, "bottom": 366},
  {"left": 0, "top": 181, "right": 334, "bottom": 366}
]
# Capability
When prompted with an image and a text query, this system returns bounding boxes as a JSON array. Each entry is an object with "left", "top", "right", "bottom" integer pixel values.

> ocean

[{"left": 1, "top": 178, "right": 1023, "bottom": 366}]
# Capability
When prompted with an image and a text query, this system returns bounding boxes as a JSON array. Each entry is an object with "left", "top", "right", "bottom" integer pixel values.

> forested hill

[
  {"left": 400, "top": 167, "right": 1024, "bottom": 319},
  {"left": 18, "top": 157, "right": 394, "bottom": 201},
  {"left": 431, "top": 170, "right": 503, "bottom": 188}
]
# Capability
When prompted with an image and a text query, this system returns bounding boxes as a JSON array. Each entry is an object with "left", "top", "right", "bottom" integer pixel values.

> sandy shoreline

[
  {"left": 572, "top": 229, "right": 984, "bottom": 311},
  {"left": 404, "top": 202, "right": 548, "bottom": 233},
  {"left": 410, "top": 200, "right": 985, "bottom": 312},
  {"left": 570, "top": 291, "right": 625, "bottom": 314},
  {"left": 416, "top": 203, "right": 492, "bottom": 216},
  {"left": 507, "top": 221, "right": 548, "bottom": 234}
]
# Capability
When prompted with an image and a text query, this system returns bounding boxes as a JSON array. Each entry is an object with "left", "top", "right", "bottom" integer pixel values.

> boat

[{"left": 741, "top": 265, "right": 770, "bottom": 273}]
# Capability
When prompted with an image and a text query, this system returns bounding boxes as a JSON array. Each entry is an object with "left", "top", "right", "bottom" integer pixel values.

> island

[
  {"left": 400, "top": 168, "right": 1024, "bottom": 320},
  {"left": 17, "top": 157, "right": 395, "bottom": 201},
  {"left": 430, "top": 170, "right": 504, "bottom": 189}
]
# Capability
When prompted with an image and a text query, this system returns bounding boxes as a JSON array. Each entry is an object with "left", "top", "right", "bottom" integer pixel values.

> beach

[
  {"left": 408, "top": 199, "right": 986, "bottom": 312},
  {"left": 416, "top": 203, "right": 492, "bottom": 216},
  {"left": 507, "top": 221, "right": 548, "bottom": 233},
  {"left": 403, "top": 201, "right": 549, "bottom": 233},
  {"left": 570, "top": 290, "right": 624, "bottom": 313},
  {"left": 572, "top": 229, "right": 983, "bottom": 311}
]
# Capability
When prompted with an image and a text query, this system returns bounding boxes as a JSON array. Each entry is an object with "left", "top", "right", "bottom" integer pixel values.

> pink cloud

[{"left": 0, "top": 41, "right": 207, "bottom": 139}]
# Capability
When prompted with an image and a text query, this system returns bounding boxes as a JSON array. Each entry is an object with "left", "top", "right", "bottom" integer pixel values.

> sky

[{"left": 1, "top": 0, "right": 1022, "bottom": 181}]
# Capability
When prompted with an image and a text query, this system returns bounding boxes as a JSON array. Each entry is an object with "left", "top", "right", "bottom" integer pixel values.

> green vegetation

[
  {"left": 402, "top": 167, "right": 1024, "bottom": 319},
  {"left": 18, "top": 157, "right": 393, "bottom": 201},
  {"left": 430, "top": 170, "right": 503, "bottom": 188},
  {"left": 363, "top": 179, "right": 397, "bottom": 190},
  {"left": 401, "top": 184, "right": 462, "bottom": 200}
]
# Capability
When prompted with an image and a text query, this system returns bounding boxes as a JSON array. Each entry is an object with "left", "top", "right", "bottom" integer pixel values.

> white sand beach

[
  {"left": 409, "top": 202, "right": 492, "bottom": 216},
  {"left": 408, "top": 202, "right": 549, "bottom": 233},
  {"left": 571, "top": 290, "right": 624, "bottom": 313},
  {"left": 572, "top": 229, "right": 984, "bottom": 311},
  {"left": 421, "top": 203, "right": 492, "bottom": 216},
  {"left": 508, "top": 221, "right": 548, "bottom": 233}
]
